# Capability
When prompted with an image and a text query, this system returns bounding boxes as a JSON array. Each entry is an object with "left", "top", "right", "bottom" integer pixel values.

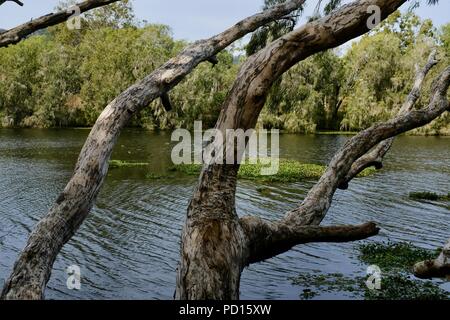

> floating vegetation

[
  {"left": 174, "top": 159, "right": 376, "bottom": 183},
  {"left": 292, "top": 242, "right": 448, "bottom": 300},
  {"left": 358, "top": 241, "right": 440, "bottom": 272},
  {"left": 409, "top": 192, "right": 450, "bottom": 201},
  {"left": 366, "top": 274, "right": 449, "bottom": 300},
  {"left": 292, "top": 272, "right": 449, "bottom": 300},
  {"left": 293, "top": 273, "right": 361, "bottom": 298},
  {"left": 109, "top": 160, "right": 150, "bottom": 168},
  {"left": 145, "top": 173, "right": 165, "bottom": 180},
  {"left": 256, "top": 187, "right": 272, "bottom": 196}
]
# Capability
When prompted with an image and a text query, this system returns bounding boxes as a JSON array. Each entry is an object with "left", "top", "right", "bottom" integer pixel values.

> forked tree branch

[
  {"left": 241, "top": 65, "right": 450, "bottom": 265},
  {"left": 0, "top": 0, "right": 122, "bottom": 48},
  {"left": 339, "top": 50, "right": 439, "bottom": 190},
  {"left": 283, "top": 66, "right": 450, "bottom": 228},
  {"left": 176, "top": 0, "right": 410, "bottom": 298},
  {"left": 1, "top": 0, "right": 307, "bottom": 300}
]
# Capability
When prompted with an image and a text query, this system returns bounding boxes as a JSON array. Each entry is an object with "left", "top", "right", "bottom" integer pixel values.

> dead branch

[
  {"left": 1, "top": 0, "right": 307, "bottom": 300},
  {"left": 0, "top": 0, "right": 23, "bottom": 7},
  {"left": 0, "top": 0, "right": 121, "bottom": 48}
]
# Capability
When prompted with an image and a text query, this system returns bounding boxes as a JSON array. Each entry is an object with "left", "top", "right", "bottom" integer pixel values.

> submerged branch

[{"left": 414, "top": 239, "right": 450, "bottom": 280}]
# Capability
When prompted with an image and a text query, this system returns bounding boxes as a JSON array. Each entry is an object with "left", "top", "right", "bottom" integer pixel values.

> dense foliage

[
  {"left": 260, "top": 11, "right": 450, "bottom": 134},
  {"left": 0, "top": 3, "right": 449, "bottom": 134}
]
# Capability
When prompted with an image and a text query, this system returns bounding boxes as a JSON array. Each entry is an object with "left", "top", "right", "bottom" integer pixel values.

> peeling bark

[
  {"left": 241, "top": 219, "right": 380, "bottom": 264},
  {"left": 4, "top": 0, "right": 449, "bottom": 301},
  {"left": 2, "top": 0, "right": 307, "bottom": 300},
  {"left": 0, "top": 0, "right": 23, "bottom": 7}
]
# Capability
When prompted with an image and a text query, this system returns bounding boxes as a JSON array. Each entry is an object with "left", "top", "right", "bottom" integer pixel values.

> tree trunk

[
  {"left": 175, "top": 0, "right": 409, "bottom": 299},
  {"left": 1, "top": 0, "right": 307, "bottom": 300}
]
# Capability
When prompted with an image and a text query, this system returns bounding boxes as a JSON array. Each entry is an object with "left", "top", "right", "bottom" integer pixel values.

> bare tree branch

[
  {"left": 1, "top": 0, "right": 307, "bottom": 300},
  {"left": 284, "top": 66, "right": 450, "bottom": 228},
  {"left": 0, "top": 0, "right": 122, "bottom": 48},
  {"left": 414, "top": 238, "right": 450, "bottom": 280},
  {"left": 176, "top": 0, "right": 409, "bottom": 299},
  {"left": 241, "top": 65, "right": 450, "bottom": 265},
  {"left": 241, "top": 218, "right": 380, "bottom": 264},
  {"left": 0, "top": 0, "right": 23, "bottom": 6},
  {"left": 339, "top": 50, "right": 439, "bottom": 190}
]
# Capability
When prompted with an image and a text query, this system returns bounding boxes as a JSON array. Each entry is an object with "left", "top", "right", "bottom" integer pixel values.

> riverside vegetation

[{"left": 1, "top": 2, "right": 450, "bottom": 134}]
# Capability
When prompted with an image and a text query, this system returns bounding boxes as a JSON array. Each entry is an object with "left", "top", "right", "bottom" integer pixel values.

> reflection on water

[{"left": 0, "top": 129, "right": 449, "bottom": 299}]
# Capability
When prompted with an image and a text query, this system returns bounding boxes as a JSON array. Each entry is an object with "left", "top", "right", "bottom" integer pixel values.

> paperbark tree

[
  {"left": 414, "top": 239, "right": 450, "bottom": 279},
  {"left": 0, "top": 0, "right": 122, "bottom": 48},
  {"left": 2, "top": 0, "right": 449, "bottom": 301},
  {"left": 174, "top": 0, "right": 450, "bottom": 299},
  {"left": 1, "top": 0, "right": 307, "bottom": 300}
]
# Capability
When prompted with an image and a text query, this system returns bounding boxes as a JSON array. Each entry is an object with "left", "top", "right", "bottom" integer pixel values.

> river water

[{"left": 0, "top": 128, "right": 448, "bottom": 299}]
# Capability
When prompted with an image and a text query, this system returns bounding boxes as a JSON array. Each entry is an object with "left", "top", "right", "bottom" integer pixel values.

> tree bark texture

[
  {"left": 1, "top": 0, "right": 307, "bottom": 300},
  {"left": 175, "top": 0, "right": 450, "bottom": 299}
]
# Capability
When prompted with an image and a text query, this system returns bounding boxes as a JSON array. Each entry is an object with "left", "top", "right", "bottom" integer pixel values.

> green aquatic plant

[
  {"left": 292, "top": 273, "right": 361, "bottom": 299},
  {"left": 409, "top": 192, "right": 450, "bottom": 201},
  {"left": 358, "top": 241, "right": 440, "bottom": 272},
  {"left": 292, "top": 242, "right": 448, "bottom": 300},
  {"left": 109, "top": 160, "right": 150, "bottom": 168},
  {"left": 293, "top": 273, "right": 448, "bottom": 300},
  {"left": 365, "top": 274, "right": 449, "bottom": 300},
  {"left": 173, "top": 159, "right": 376, "bottom": 183},
  {"left": 256, "top": 187, "right": 272, "bottom": 196}
]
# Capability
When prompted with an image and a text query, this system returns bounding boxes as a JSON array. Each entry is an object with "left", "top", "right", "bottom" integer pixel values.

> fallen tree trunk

[
  {"left": 414, "top": 239, "right": 450, "bottom": 280},
  {"left": 1, "top": 0, "right": 306, "bottom": 300}
]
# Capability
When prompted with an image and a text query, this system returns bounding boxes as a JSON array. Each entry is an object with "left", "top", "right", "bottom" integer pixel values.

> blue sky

[{"left": 0, "top": 0, "right": 449, "bottom": 41}]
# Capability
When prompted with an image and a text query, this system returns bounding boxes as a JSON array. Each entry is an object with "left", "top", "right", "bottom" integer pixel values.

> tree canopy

[{"left": 0, "top": 3, "right": 449, "bottom": 134}]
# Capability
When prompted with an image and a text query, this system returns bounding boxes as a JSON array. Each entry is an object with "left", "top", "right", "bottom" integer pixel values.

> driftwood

[{"left": 414, "top": 239, "right": 450, "bottom": 280}]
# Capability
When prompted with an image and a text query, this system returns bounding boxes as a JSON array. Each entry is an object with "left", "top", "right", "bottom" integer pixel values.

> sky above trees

[{"left": 0, "top": 0, "right": 449, "bottom": 40}]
